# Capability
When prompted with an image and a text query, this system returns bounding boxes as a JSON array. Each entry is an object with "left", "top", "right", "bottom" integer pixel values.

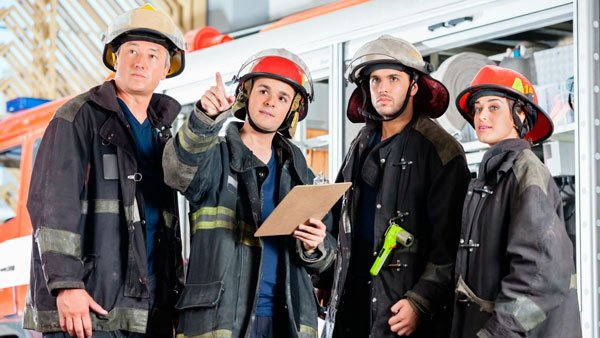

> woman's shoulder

[{"left": 512, "top": 148, "right": 553, "bottom": 196}]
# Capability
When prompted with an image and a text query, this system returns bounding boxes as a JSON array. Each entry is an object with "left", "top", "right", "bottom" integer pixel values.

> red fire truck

[{"left": 0, "top": 98, "right": 69, "bottom": 337}]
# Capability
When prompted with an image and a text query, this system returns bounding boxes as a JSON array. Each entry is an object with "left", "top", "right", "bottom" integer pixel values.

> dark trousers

[
  {"left": 250, "top": 316, "right": 274, "bottom": 338},
  {"left": 251, "top": 313, "right": 291, "bottom": 338}
]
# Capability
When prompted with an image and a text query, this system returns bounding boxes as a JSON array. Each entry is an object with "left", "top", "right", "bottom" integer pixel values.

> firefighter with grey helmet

[
  {"left": 162, "top": 48, "right": 335, "bottom": 338},
  {"left": 25, "top": 4, "right": 185, "bottom": 338},
  {"left": 319, "top": 35, "right": 470, "bottom": 338},
  {"left": 451, "top": 65, "right": 582, "bottom": 338}
]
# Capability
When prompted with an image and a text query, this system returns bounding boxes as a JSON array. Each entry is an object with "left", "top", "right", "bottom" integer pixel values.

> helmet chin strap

[
  {"left": 362, "top": 74, "right": 416, "bottom": 122},
  {"left": 380, "top": 81, "right": 413, "bottom": 121},
  {"left": 246, "top": 110, "right": 277, "bottom": 134},
  {"left": 246, "top": 108, "right": 294, "bottom": 135},
  {"left": 510, "top": 100, "right": 534, "bottom": 139}
]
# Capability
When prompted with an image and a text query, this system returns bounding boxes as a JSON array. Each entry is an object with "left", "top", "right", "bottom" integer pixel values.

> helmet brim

[
  {"left": 346, "top": 73, "right": 449, "bottom": 123},
  {"left": 456, "top": 84, "right": 554, "bottom": 144},
  {"left": 102, "top": 29, "right": 185, "bottom": 78}
]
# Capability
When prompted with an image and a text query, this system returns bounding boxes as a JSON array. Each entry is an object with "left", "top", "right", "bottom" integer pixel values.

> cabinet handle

[{"left": 428, "top": 16, "right": 473, "bottom": 31}]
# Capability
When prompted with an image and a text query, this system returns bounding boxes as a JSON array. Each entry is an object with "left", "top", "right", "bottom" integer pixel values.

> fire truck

[
  {"left": 1, "top": 0, "right": 599, "bottom": 336},
  {"left": 0, "top": 98, "right": 68, "bottom": 337}
]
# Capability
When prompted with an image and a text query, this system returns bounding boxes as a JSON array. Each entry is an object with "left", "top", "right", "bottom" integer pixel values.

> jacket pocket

[
  {"left": 176, "top": 281, "right": 225, "bottom": 335},
  {"left": 175, "top": 281, "right": 225, "bottom": 309}
]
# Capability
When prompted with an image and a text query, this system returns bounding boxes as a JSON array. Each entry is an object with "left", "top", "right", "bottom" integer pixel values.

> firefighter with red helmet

[
  {"left": 163, "top": 49, "right": 335, "bottom": 338},
  {"left": 451, "top": 65, "right": 582, "bottom": 337}
]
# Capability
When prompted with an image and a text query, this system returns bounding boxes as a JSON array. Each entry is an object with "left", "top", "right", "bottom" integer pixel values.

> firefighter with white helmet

[
  {"left": 451, "top": 65, "right": 582, "bottom": 337},
  {"left": 320, "top": 35, "right": 470, "bottom": 338},
  {"left": 163, "top": 49, "right": 335, "bottom": 338},
  {"left": 25, "top": 4, "right": 185, "bottom": 338},
  {"left": 101, "top": 3, "right": 186, "bottom": 78}
]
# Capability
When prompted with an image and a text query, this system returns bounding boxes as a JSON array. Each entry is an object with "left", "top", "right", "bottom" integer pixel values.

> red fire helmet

[{"left": 456, "top": 65, "right": 553, "bottom": 143}]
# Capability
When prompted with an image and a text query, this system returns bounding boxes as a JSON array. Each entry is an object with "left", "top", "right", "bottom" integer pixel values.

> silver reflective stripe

[
  {"left": 81, "top": 199, "right": 120, "bottom": 215},
  {"left": 341, "top": 201, "right": 352, "bottom": 234},
  {"left": 175, "top": 329, "right": 233, "bottom": 338},
  {"left": 23, "top": 305, "right": 148, "bottom": 333},
  {"left": 227, "top": 175, "right": 238, "bottom": 189},
  {"left": 124, "top": 200, "right": 141, "bottom": 223},
  {"left": 495, "top": 296, "right": 547, "bottom": 331},
  {"left": 36, "top": 227, "right": 81, "bottom": 258}
]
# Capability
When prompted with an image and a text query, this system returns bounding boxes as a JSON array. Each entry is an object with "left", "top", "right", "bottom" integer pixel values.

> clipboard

[{"left": 254, "top": 182, "right": 352, "bottom": 237}]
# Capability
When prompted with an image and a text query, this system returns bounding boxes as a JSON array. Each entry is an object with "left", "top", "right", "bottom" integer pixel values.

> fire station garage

[{"left": 0, "top": 0, "right": 598, "bottom": 337}]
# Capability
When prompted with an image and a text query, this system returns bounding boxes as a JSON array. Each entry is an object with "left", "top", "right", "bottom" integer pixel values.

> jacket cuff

[
  {"left": 192, "top": 100, "right": 231, "bottom": 129},
  {"left": 48, "top": 281, "right": 85, "bottom": 296},
  {"left": 405, "top": 290, "right": 431, "bottom": 318},
  {"left": 476, "top": 328, "right": 493, "bottom": 338},
  {"left": 297, "top": 240, "right": 326, "bottom": 263}
]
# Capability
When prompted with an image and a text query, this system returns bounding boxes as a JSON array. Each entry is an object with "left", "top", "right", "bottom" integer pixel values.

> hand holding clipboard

[{"left": 254, "top": 182, "right": 352, "bottom": 237}]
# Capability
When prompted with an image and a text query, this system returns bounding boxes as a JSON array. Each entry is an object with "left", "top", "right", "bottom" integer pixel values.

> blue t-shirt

[
  {"left": 118, "top": 99, "right": 161, "bottom": 276},
  {"left": 256, "top": 150, "right": 280, "bottom": 317}
]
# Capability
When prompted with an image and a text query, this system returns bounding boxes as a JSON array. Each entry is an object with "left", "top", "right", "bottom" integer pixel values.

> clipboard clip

[{"left": 313, "top": 172, "right": 329, "bottom": 185}]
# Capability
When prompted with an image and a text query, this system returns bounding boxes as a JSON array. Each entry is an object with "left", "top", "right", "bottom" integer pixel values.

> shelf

[{"left": 550, "top": 122, "right": 575, "bottom": 142}]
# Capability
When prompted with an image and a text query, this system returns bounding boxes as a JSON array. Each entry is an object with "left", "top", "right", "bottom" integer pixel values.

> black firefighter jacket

[
  {"left": 25, "top": 80, "right": 184, "bottom": 336},
  {"left": 162, "top": 106, "right": 336, "bottom": 338},
  {"left": 322, "top": 115, "right": 471, "bottom": 338},
  {"left": 451, "top": 138, "right": 581, "bottom": 338}
]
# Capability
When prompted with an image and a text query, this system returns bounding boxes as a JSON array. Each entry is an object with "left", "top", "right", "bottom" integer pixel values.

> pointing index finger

[{"left": 215, "top": 72, "right": 226, "bottom": 92}]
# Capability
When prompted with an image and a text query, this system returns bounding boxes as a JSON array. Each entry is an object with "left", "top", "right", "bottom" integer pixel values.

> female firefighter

[{"left": 450, "top": 65, "right": 582, "bottom": 338}]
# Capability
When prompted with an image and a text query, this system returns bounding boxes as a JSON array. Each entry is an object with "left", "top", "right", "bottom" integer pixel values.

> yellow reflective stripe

[
  {"left": 176, "top": 329, "right": 232, "bottom": 338},
  {"left": 190, "top": 206, "right": 260, "bottom": 247},
  {"left": 36, "top": 227, "right": 81, "bottom": 258},
  {"left": 81, "top": 199, "right": 120, "bottom": 214},
  {"left": 571, "top": 273, "right": 577, "bottom": 289},
  {"left": 190, "top": 206, "right": 236, "bottom": 222},
  {"left": 299, "top": 324, "right": 318, "bottom": 338},
  {"left": 191, "top": 206, "right": 237, "bottom": 234},
  {"left": 177, "top": 121, "right": 218, "bottom": 154},
  {"left": 192, "top": 219, "right": 237, "bottom": 233}
]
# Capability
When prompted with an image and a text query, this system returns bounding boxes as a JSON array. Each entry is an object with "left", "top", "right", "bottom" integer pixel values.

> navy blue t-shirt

[
  {"left": 256, "top": 150, "right": 281, "bottom": 317},
  {"left": 118, "top": 99, "right": 161, "bottom": 276},
  {"left": 355, "top": 130, "right": 382, "bottom": 278}
]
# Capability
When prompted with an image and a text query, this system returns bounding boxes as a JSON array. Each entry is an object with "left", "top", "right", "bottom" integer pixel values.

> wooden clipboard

[{"left": 254, "top": 182, "right": 352, "bottom": 237}]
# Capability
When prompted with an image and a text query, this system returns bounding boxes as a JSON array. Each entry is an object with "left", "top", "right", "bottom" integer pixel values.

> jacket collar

[
  {"left": 89, "top": 80, "right": 181, "bottom": 128},
  {"left": 225, "top": 122, "right": 310, "bottom": 182},
  {"left": 478, "top": 138, "right": 530, "bottom": 184},
  {"left": 349, "top": 117, "right": 416, "bottom": 187}
]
